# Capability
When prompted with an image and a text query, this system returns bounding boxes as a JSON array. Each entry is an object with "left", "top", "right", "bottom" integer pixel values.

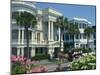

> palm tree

[
  {"left": 14, "top": 11, "right": 37, "bottom": 59},
  {"left": 55, "top": 16, "right": 69, "bottom": 52},
  {"left": 68, "top": 22, "right": 79, "bottom": 48},
  {"left": 84, "top": 27, "right": 94, "bottom": 48}
]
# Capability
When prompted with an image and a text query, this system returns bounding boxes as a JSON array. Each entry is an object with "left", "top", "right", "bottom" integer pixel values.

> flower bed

[
  {"left": 11, "top": 55, "right": 48, "bottom": 75},
  {"left": 70, "top": 52, "right": 96, "bottom": 70}
]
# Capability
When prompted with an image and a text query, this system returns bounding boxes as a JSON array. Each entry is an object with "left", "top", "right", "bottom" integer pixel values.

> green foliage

[
  {"left": 70, "top": 53, "right": 96, "bottom": 70},
  {"left": 55, "top": 16, "right": 69, "bottom": 29},
  {"left": 11, "top": 63, "right": 26, "bottom": 75},
  {"left": 68, "top": 22, "right": 79, "bottom": 35},
  {"left": 82, "top": 48, "right": 92, "bottom": 53},
  {"left": 84, "top": 27, "right": 94, "bottom": 37},
  {"left": 14, "top": 11, "right": 37, "bottom": 27},
  {"left": 76, "top": 48, "right": 92, "bottom": 53},
  {"left": 31, "top": 54, "right": 49, "bottom": 60}
]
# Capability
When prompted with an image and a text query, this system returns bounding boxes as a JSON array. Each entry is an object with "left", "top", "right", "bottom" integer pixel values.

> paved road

[
  {"left": 35, "top": 60, "right": 71, "bottom": 72},
  {"left": 46, "top": 62, "right": 71, "bottom": 72}
]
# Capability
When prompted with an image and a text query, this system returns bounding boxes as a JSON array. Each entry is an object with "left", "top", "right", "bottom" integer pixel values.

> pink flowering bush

[
  {"left": 27, "top": 66, "right": 48, "bottom": 73},
  {"left": 11, "top": 55, "right": 37, "bottom": 65},
  {"left": 11, "top": 55, "right": 26, "bottom": 63},
  {"left": 11, "top": 55, "right": 48, "bottom": 75}
]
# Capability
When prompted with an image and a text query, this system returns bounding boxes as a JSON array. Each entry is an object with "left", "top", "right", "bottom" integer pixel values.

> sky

[{"left": 36, "top": 2, "right": 96, "bottom": 26}]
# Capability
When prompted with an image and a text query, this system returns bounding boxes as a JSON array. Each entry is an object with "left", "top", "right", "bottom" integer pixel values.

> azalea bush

[
  {"left": 70, "top": 53, "right": 96, "bottom": 70},
  {"left": 11, "top": 55, "right": 48, "bottom": 75}
]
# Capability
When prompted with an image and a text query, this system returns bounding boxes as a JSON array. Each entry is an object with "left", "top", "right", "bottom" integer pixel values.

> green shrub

[
  {"left": 31, "top": 54, "right": 49, "bottom": 60},
  {"left": 84, "top": 48, "right": 92, "bottom": 53},
  {"left": 70, "top": 53, "right": 96, "bottom": 70},
  {"left": 11, "top": 63, "right": 26, "bottom": 75},
  {"left": 76, "top": 48, "right": 92, "bottom": 53}
]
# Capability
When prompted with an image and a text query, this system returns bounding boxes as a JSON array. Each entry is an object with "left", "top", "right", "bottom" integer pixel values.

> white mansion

[
  {"left": 64, "top": 18, "right": 95, "bottom": 50},
  {"left": 11, "top": 1, "right": 64, "bottom": 58},
  {"left": 11, "top": 1, "right": 95, "bottom": 58}
]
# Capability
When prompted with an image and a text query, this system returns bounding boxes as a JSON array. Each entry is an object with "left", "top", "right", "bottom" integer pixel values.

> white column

[
  {"left": 31, "top": 48, "right": 35, "bottom": 57},
  {"left": 58, "top": 27, "right": 60, "bottom": 41},
  {"left": 48, "top": 47, "right": 54, "bottom": 54},
  {"left": 22, "top": 29, "right": 24, "bottom": 44},
  {"left": 61, "top": 42, "right": 64, "bottom": 52},
  {"left": 21, "top": 48, "right": 24, "bottom": 57},
  {"left": 61, "top": 48, "right": 63, "bottom": 52},
  {"left": 51, "top": 21, "right": 54, "bottom": 41},
  {"left": 18, "top": 29, "right": 20, "bottom": 44},
  {"left": 61, "top": 33, "right": 63, "bottom": 41},
  {"left": 17, "top": 48, "right": 20, "bottom": 56},
  {"left": 48, "top": 21, "right": 51, "bottom": 41}
]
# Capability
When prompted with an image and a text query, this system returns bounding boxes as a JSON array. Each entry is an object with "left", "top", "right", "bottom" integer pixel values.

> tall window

[
  {"left": 76, "top": 34, "right": 79, "bottom": 39},
  {"left": 65, "top": 34, "right": 69, "bottom": 40},
  {"left": 12, "top": 47, "right": 17, "bottom": 56},
  {"left": 79, "top": 23, "right": 84, "bottom": 28},
  {"left": 83, "top": 34, "right": 86, "bottom": 39},
  {"left": 70, "top": 35, "right": 73, "bottom": 40},
  {"left": 75, "top": 22, "right": 79, "bottom": 28},
  {"left": 79, "top": 23, "right": 81, "bottom": 28},
  {"left": 12, "top": 30, "right": 18, "bottom": 40},
  {"left": 83, "top": 24, "right": 87, "bottom": 28},
  {"left": 80, "top": 34, "right": 83, "bottom": 39}
]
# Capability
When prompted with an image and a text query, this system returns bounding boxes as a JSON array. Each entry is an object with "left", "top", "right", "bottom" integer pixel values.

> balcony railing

[
  {"left": 11, "top": 39, "right": 61, "bottom": 46},
  {"left": 11, "top": 39, "right": 48, "bottom": 45},
  {"left": 88, "top": 39, "right": 94, "bottom": 42},
  {"left": 23, "top": 40, "right": 47, "bottom": 45}
]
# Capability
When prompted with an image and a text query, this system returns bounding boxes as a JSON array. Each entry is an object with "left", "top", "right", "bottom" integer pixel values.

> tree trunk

[
  {"left": 25, "top": 27, "right": 30, "bottom": 59},
  {"left": 60, "top": 27, "right": 63, "bottom": 52},
  {"left": 72, "top": 34, "right": 75, "bottom": 48},
  {"left": 60, "top": 29, "right": 62, "bottom": 51},
  {"left": 87, "top": 36, "right": 89, "bottom": 48}
]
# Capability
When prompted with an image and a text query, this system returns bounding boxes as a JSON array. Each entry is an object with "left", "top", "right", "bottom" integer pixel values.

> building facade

[
  {"left": 11, "top": 1, "right": 95, "bottom": 58},
  {"left": 11, "top": 1, "right": 64, "bottom": 58},
  {"left": 64, "top": 17, "right": 95, "bottom": 51}
]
